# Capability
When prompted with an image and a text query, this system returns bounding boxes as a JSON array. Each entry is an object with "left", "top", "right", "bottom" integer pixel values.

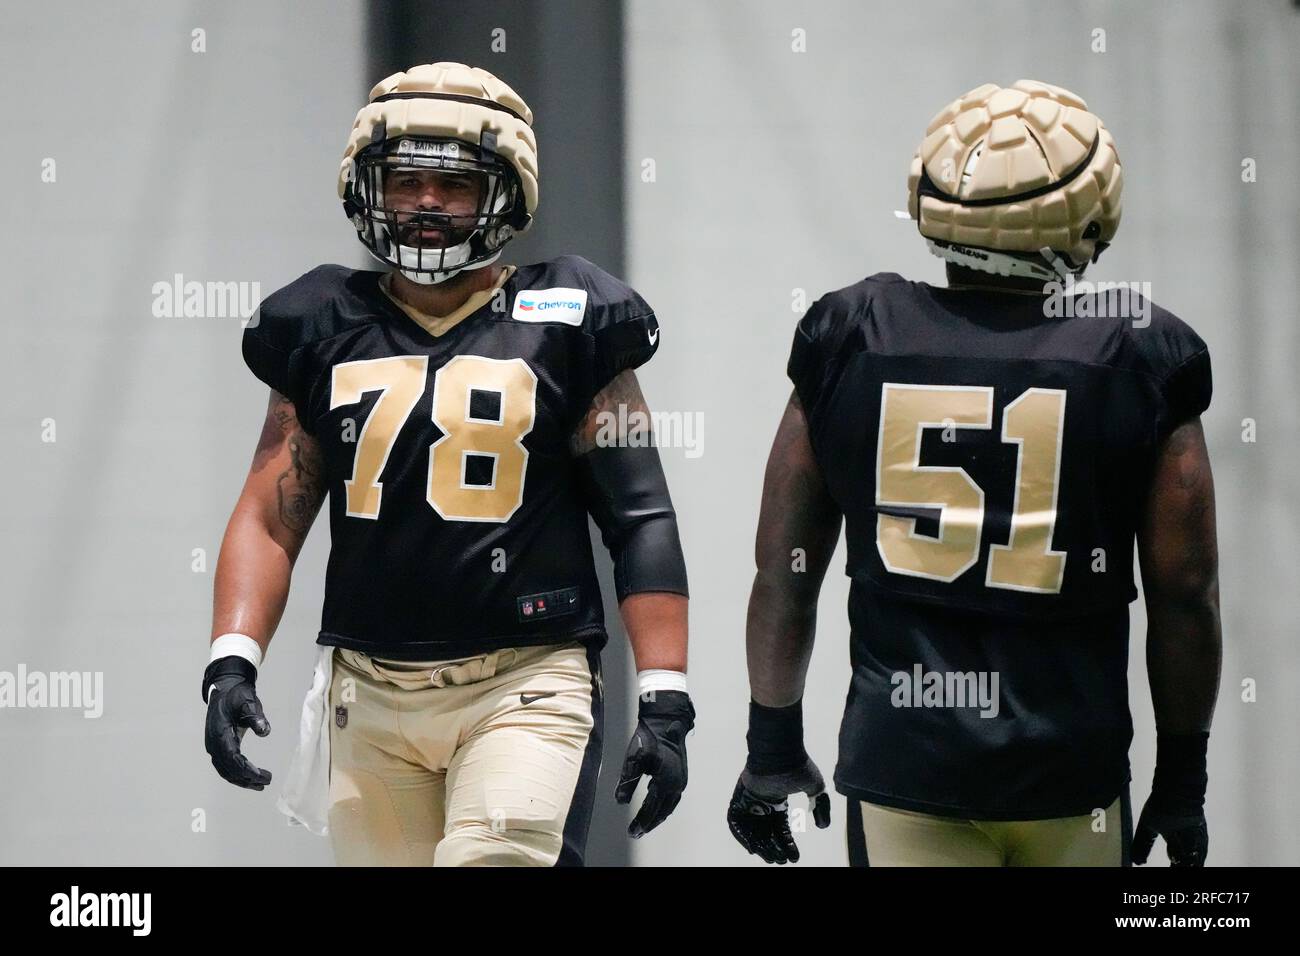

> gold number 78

[{"left": 330, "top": 354, "right": 538, "bottom": 523}]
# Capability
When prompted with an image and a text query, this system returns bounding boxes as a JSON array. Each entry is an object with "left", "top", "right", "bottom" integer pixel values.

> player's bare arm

[
  {"left": 571, "top": 367, "right": 694, "bottom": 837},
  {"left": 212, "top": 389, "right": 325, "bottom": 648},
  {"left": 569, "top": 366, "right": 646, "bottom": 453},
  {"left": 1132, "top": 416, "right": 1221, "bottom": 866},
  {"left": 203, "top": 389, "right": 326, "bottom": 791},
  {"left": 729, "top": 390, "right": 841, "bottom": 863},
  {"left": 746, "top": 391, "right": 842, "bottom": 705},
  {"left": 572, "top": 369, "right": 647, "bottom": 455},
  {"left": 1139, "top": 417, "right": 1222, "bottom": 730}
]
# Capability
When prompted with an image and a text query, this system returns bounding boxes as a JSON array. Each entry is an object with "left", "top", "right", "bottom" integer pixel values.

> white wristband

[
  {"left": 637, "top": 669, "right": 688, "bottom": 697},
  {"left": 209, "top": 633, "right": 263, "bottom": 670}
]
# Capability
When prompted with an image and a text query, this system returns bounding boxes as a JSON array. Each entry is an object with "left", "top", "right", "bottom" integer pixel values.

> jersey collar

[{"left": 377, "top": 265, "right": 516, "bottom": 338}]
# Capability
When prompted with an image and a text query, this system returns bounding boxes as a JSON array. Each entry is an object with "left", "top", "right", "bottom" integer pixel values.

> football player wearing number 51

[{"left": 729, "top": 81, "right": 1218, "bottom": 868}]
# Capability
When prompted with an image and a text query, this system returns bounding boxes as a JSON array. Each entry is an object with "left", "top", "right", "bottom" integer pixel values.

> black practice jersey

[
  {"left": 788, "top": 273, "right": 1212, "bottom": 819},
  {"left": 242, "top": 255, "right": 660, "bottom": 659}
]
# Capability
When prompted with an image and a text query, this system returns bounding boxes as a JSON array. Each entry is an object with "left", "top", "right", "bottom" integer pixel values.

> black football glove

[
  {"left": 615, "top": 689, "right": 695, "bottom": 838},
  {"left": 727, "top": 699, "right": 831, "bottom": 864},
  {"left": 203, "top": 656, "right": 272, "bottom": 790},
  {"left": 1133, "top": 731, "right": 1209, "bottom": 867}
]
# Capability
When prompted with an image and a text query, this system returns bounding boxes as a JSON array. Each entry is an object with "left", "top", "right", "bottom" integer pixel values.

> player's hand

[
  {"left": 727, "top": 756, "right": 831, "bottom": 864},
  {"left": 203, "top": 656, "right": 272, "bottom": 790},
  {"left": 1133, "top": 731, "right": 1210, "bottom": 867},
  {"left": 615, "top": 690, "right": 695, "bottom": 838},
  {"left": 1132, "top": 801, "right": 1208, "bottom": 867}
]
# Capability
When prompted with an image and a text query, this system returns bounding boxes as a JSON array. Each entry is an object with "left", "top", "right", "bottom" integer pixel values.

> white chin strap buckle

[{"left": 926, "top": 239, "right": 1075, "bottom": 284}]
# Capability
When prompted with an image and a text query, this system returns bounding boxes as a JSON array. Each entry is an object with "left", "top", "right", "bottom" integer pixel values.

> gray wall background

[
  {"left": 0, "top": 0, "right": 1296, "bottom": 868},
  {"left": 0, "top": 1, "right": 368, "bottom": 864},
  {"left": 625, "top": 0, "right": 1300, "bottom": 866}
]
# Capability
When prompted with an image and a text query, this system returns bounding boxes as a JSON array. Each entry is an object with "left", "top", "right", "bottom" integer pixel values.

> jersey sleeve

[
  {"left": 787, "top": 306, "right": 822, "bottom": 410},
  {"left": 241, "top": 265, "right": 343, "bottom": 428},
  {"left": 244, "top": 267, "right": 353, "bottom": 421},
  {"left": 242, "top": 300, "right": 296, "bottom": 398},
  {"left": 591, "top": 304, "right": 660, "bottom": 390},
  {"left": 787, "top": 288, "right": 860, "bottom": 417},
  {"left": 1160, "top": 346, "right": 1212, "bottom": 436},
  {"left": 1149, "top": 310, "right": 1212, "bottom": 439},
  {"left": 565, "top": 256, "right": 660, "bottom": 405}
]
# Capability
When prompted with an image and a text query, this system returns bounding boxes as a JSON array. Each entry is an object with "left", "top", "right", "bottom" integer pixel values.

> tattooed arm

[
  {"left": 571, "top": 369, "right": 687, "bottom": 672},
  {"left": 569, "top": 368, "right": 650, "bottom": 456},
  {"left": 1138, "top": 417, "right": 1222, "bottom": 734},
  {"left": 746, "top": 391, "right": 842, "bottom": 706},
  {"left": 211, "top": 389, "right": 326, "bottom": 655}
]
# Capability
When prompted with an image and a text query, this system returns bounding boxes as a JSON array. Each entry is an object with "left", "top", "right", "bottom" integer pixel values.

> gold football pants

[
  {"left": 327, "top": 641, "right": 602, "bottom": 866},
  {"left": 847, "top": 793, "right": 1131, "bottom": 866}
]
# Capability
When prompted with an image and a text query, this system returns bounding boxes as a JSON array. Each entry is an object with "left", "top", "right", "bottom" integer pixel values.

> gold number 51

[{"left": 875, "top": 383, "right": 1067, "bottom": 594}]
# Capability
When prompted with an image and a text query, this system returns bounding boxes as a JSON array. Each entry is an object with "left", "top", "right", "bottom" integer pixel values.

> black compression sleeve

[{"left": 574, "top": 443, "right": 689, "bottom": 601}]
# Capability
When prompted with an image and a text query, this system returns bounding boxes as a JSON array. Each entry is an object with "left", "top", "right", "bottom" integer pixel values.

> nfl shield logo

[
  {"left": 334, "top": 705, "right": 348, "bottom": 729},
  {"left": 522, "top": 601, "right": 533, "bottom": 616}
]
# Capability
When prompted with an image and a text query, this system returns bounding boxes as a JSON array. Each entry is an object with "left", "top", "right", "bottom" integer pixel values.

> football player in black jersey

[
  {"left": 728, "top": 81, "right": 1220, "bottom": 867},
  {"left": 202, "top": 63, "right": 694, "bottom": 866}
]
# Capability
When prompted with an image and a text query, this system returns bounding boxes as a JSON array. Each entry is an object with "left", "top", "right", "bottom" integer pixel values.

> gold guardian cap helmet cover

[
  {"left": 339, "top": 62, "right": 540, "bottom": 284},
  {"left": 906, "top": 80, "right": 1122, "bottom": 282}
]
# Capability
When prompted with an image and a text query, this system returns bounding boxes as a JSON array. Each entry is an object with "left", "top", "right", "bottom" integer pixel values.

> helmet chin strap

[{"left": 926, "top": 239, "right": 1082, "bottom": 284}]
